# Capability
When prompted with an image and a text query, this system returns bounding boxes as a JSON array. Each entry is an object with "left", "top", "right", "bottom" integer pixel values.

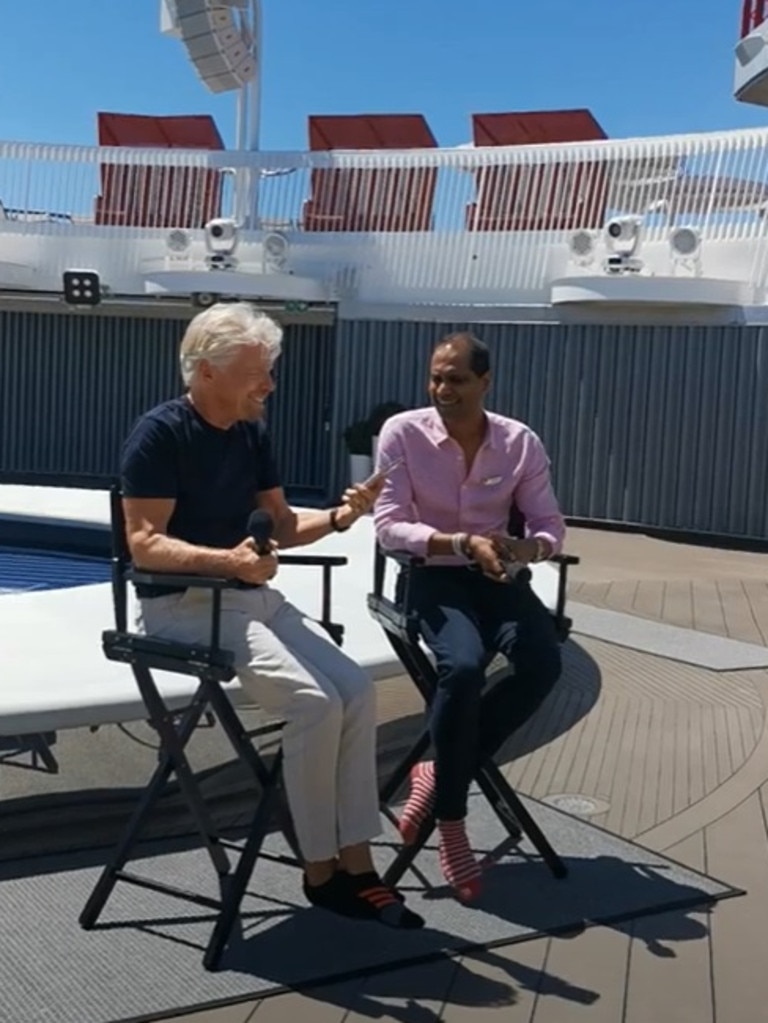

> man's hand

[
  {"left": 465, "top": 534, "right": 508, "bottom": 582},
  {"left": 230, "top": 537, "right": 279, "bottom": 585},
  {"left": 332, "top": 477, "right": 385, "bottom": 531}
]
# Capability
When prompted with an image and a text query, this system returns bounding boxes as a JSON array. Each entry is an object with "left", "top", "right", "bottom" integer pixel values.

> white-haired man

[{"left": 120, "top": 302, "right": 423, "bottom": 929}]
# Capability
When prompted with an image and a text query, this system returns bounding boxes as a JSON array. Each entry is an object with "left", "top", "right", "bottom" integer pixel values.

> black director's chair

[
  {"left": 367, "top": 513, "right": 580, "bottom": 889},
  {"left": 79, "top": 485, "right": 347, "bottom": 971}
]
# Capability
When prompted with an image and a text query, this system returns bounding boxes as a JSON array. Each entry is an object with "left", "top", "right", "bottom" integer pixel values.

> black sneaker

[{"left": 340, "top": 870, "right": 425, "bottom": 930}]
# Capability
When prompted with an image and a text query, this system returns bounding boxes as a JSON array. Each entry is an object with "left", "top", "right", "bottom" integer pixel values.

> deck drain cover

[{"left": 543, "top": 793, "right": 610, "bottom": 817}]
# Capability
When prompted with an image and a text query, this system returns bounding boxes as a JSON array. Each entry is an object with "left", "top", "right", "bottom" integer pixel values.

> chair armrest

[
  {"left": 547, "top": 552, "right": 579, "bottom": 639},
  {"left": 279, "top": 555, "right": 348, "bottom": 567},
  {"left": 126, "top": 569, "right": 239, "bottom": 590},
  {"left": 551, "top": 553, "right": 580, "bottom": 567},
  {"left": 384, "top": 550, "right": 424, "bottom": 568},
  {"left": 279, "top": 553, "right": 348, "bottom": 646},
  {"left": 125, "top": 569, "right": 240, "bottom": 651}
]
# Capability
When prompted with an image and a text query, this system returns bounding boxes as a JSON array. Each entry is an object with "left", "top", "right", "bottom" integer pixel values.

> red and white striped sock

[
  {"left": 398, "top": 760, "right": 436, "bottom": 845},
  {"left": 438, "top": 819, "right": 482, "bottom": 902}
]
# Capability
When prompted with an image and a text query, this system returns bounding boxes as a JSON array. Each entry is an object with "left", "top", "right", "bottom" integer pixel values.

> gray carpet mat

[
  {"left": 570, "top": 602, "right": 768, "bottom": 670},
  {"left": 0, "top": 791, "right": 740, "bottom": 1023}
]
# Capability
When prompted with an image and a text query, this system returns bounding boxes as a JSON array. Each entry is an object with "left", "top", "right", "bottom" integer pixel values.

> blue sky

[{"left": 1, "top": 0, "right": 766, "bottom": 151}]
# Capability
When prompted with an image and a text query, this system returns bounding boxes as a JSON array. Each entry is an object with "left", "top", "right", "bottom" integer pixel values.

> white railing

[{"left": 2, "top": 127, "right": 768, "bottom": 307}]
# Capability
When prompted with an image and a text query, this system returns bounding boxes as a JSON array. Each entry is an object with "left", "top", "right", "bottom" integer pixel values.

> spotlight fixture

[
  {"left": 204, "top": 217, "right": 239, "bottom": 270},
  {"left": 603, "top": 216, "right": 644, "bottom": 274},
  {"left": 669, "top": 225, "right": 701, "bottom": 258},
  {"left": 166, "top": 228, "right": 192, "bottom": 254},
  {"left": 568, "top": 229, "right": 597, "bottom": 265},
  {"left": 62, "top": 270, "right": 101, "bottom": 307},
  {"left": 262, "top": 231, "right": 289, "bottom": 270}
]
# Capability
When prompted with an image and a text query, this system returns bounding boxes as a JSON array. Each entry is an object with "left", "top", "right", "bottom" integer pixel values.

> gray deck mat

[
  {"left": 0, "top": 790, "right": 740, "bottom": 1023},
  {"left": 570, "top": 602, "right": 768, "bottom": 670}
]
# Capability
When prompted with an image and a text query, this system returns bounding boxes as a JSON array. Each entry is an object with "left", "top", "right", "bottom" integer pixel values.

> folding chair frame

[
  {"left": 368, "top": 539, "right": 580, "bottom": 890},
  {"left": 79, "top": 485, "right": 347, "bottom": 971}
]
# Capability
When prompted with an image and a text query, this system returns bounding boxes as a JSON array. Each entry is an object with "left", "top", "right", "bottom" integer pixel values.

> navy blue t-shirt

[{"left": 120, "top": 396, "right": 281, "bottom": 597}]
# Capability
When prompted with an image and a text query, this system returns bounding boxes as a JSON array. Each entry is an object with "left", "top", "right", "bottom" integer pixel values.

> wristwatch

[
  {"left": 329, "top": 507, "right": 351, "bottom": 533},
  {"left": 533, "top": 537, "right": 550, "bottom": 562}
]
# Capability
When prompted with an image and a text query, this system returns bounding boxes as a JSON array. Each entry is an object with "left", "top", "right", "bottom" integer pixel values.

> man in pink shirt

[{"left": 373, "top": 331, "right": 566, "bottom": 902}]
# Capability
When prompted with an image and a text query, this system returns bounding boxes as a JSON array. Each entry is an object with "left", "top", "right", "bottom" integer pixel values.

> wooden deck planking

[
  {"left": 691, "top": 578, "right": 729, "bottom": 637},
  {"left": 707, "top": 790, "right": 768, "bottom": 1023},
  {"left": 631, "top": 579, "right": 666, "bottom": 621},
  {"left": 440, "top": 942, "right": 549, "bottom": 1023},
  {"left": 529, "top": 927, "right": 630, "bottom": 1023},
  {"left": 740, "top": 579, "right": 768, "bottom": 644},
  {"left": 661, "top": 580, "right": 695, "bottom": 630},
  {"left": 623, "top": 830, "right": 714, "bottom": 1023},
  {"left": 343, "top": 958, "right": 457, "bottom": 1023},
  {"left": 712, "top": 580, "right": 763, "bottom": 645},
  {"left": 604, "top": 580, "right": 639, "bottom": 615}
]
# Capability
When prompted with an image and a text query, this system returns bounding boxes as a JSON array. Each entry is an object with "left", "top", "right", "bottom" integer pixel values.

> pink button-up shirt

[{"left": 373, "top": 407, "right": 565, "bottom": 563}]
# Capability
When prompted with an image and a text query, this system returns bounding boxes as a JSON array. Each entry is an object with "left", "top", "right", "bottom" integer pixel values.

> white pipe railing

[{"left": 1, "top": 127, "right": 768, "bottom": 303}]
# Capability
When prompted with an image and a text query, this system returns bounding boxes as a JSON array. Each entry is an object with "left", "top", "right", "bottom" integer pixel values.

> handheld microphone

[
  {"left": 246, "top": 509, "right": 274, "bottom": 555},
  {"left": 502, "top": 561, "right": 532, "bottom": 585}
]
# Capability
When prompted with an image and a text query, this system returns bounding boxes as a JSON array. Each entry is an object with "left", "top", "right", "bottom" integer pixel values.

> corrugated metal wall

[
  {"left": 2, "top": 311, "right": 767, "bottom": 540},
  {"left": 329, "top": 321, "right": 768, "bottom": 540},
  {"left": 0, "top": 311, "right": 335, "bottom": 491}
]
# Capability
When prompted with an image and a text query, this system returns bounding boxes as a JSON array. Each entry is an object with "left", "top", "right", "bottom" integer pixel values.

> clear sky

[{"left": 1, "top": 0, "right": 767, "bottom": 151}]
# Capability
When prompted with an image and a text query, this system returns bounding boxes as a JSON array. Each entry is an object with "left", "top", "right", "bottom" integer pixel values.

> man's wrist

[
  {"left": 329, "top": 507, "right": 353, "bottom": 532},
  {"left": 460, "top": 533, "right": 478, "bottom": 559}
]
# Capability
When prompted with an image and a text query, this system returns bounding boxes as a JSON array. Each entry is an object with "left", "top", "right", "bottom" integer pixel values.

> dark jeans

[{"left": 399, "top": 565, "right": 562, "bottom": 821}]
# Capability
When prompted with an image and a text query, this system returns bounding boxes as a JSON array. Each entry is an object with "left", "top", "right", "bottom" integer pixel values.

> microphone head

[
  {"left": 502, "top": 561, "right": 532, "bottom": 585},
  {"left": 246, "top": 509, "right": 274, "bottom": 552}
]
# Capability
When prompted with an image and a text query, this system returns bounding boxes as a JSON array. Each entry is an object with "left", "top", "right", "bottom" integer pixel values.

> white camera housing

[
  {"left": 204, "top": 218, "right": 239, "bottom": 256},
  {"left": 604, "top": 216, "right": 643, "bottom": 257}
]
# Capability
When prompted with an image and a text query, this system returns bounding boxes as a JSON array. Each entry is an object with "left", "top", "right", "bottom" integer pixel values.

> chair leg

[
  {"left": 475, "top": 762, "right": 567, "bottom": 879},
  {"left": 379, "top": 729, "right": 431, "bottom": 805},
  {"left": 133, "top": 666, "right": 230, "bottom": 876},
  {"left": 382, "top": 815, "right": 437, "bottom": 889},
  {"left": 211, "top": 690, "right": 301, "bottom": 864},
  {"left": 80, "top": 688, "right": 216, "bottom": 929},
  {"left": 203, "top": 751, "right": 284, "bottom": 971}
]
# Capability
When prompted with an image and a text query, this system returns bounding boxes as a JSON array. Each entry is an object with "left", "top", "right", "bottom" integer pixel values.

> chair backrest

[
  {"left": 303, "top": 114, "right": 438, "bottom": 232},
  {"left": 94, "top": 112, "right": 225, "bottom": 229},
  {"left": 109, "top": 483, "right": 130, "bottom": 632},
  {"left": 467, "top": 109, "right": 608, "bottom": 232}
]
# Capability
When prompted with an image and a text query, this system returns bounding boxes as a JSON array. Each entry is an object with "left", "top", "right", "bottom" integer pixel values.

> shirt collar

[{"left": 424, "top": 407, "right": 500, "bottom": 450}]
